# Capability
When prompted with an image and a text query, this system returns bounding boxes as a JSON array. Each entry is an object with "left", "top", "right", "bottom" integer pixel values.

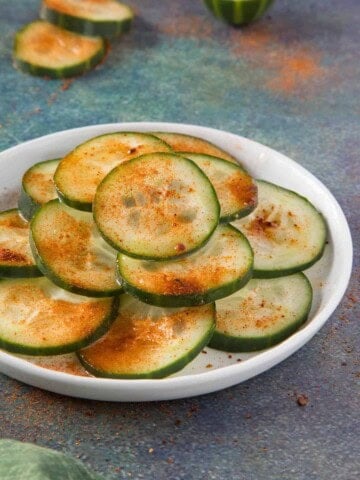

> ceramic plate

[{"left": 0, "top": 123, "right": 352, "bottom": 401}]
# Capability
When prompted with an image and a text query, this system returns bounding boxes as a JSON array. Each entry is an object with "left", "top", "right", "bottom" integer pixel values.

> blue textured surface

[{"left": 0, "top": 1, "right": 359, "bottom": 479}]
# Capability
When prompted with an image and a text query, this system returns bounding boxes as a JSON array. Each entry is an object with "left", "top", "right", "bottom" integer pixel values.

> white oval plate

[{"left": 0, "top": 123, "right": 352, "bottom": 401}]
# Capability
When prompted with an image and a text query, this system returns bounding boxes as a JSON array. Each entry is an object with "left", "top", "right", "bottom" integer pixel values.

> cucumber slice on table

[
  {"left": 232, "top": 180, "right": 327, "bottom": 278},
  {"left": 78, "top": 295, "right": 216, "bottom": 378},
  {"left": 179, "top": 152, "right": 257, "bottom": 222},
  {"left": 210, "top": 273, "right": 313, "bottom": 352},
  {"left": 0, "top": 277, "right": 118, "bottom": 355},
  {"left": 94, "top": 153, "right": 220, "bottom": 260},
  {"left": 153, "top": 132, "right": 239, "bottom": 164},
  {"left": 30, "top": 200, "right": 122, "bottom": 297},
  {"left": 118, "top": 224, "right": 253, "bottom": 307},
  {"left": 13, "top": 21, "right": 106, "bottom": 79},
  {"left": 0, "top": 209, "right": 41, "bottom": 278},
  {"left": 204, "top": 0, "right": 275, "bottom": 26},
  {"left": 40, "top": 0, "right": 134, "bottom": 37},
  {"left": 18, "top": 158, "right": 60, "bottom": 221},
  {"left": 54, "top": 132, "right": 172, "bottom": 211}
]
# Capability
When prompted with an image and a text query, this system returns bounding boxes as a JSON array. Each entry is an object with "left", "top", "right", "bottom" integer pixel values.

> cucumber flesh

[
  {"left": 13, "top": 21, "right": 106, "bottom": 79},
  {"left": 54, "top": 132, "right": 172, "bottom": 211},
  {"left": 0, "top": 277, "right": 118, "bottom": 355},
  {"left": 0, "top": 209, "right": 41, "bottom": 278},
  {"left": 118, "top": 224, "right": 253, "bottom": 307},
  {"left": 232, "top": 180, "right": 327, "bottom": 277},
  {"left": 18, "top": 158, "right": 60, "bottom": 221},
  {"left": 204, "top": 0, "right": 275, "bottom": 26},
  {"left": 210, "top": 273, "right": 313, "bottom": 352},
  {"left": 179, "top": 152, "right": 257, "bottom": 222},
  {"left": 94, "top": 153, "right": 220, "bottom": 260},
  {"left": 30, "top": 200, "right": 122, "bottom": 297},
  {"left": 78, "top": 294, "right": 216, "bottom": 378},
  {"left": 153, "top": 132, "right": 239, "bottom": 164},
  {"left": 41, "top": 0, "right": 134, "bottom": 37}
]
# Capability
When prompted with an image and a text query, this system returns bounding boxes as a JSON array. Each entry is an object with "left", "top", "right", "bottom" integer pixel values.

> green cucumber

[
  {"left": 13, "top": 21, "right": 106, "bottom": 79},
  {"left": 54, "top": 132, "right": 172, "bottom": 211},
  {"left": 77, "top": 294, "right": 216, "bottom": 378},
  {"left": 118, "top": 224, "right": 253, "bottom": 307},
  {"left": 0, "top": 277, "right": 118, "bottom": 355},
  {"left": 0, "top": 440, "right": 105, "bottom": 480},
  {"left": 153, "top": 132, "right": 239, "bottom": 164},
  {"left": 30, "top": 200, "right": 122, "bottom": 297},
  {"left": 179, "top": 152, "right": 257, "bottom": 222},
  {"left": 18, "top": 158, "right": 60, "bottom": 221},
  {"left": 232, "top": 180, "right": 327, "bottom": 278},
  {"left": 204, "top": 0, "right": 275, "bottom": 26},
  {"left": 94, "top": 152, "right": 220, "bottom": 260},
  {"left": 210, "top": 273, "right": 312, "bottom": 351},
  {"left": 40, "top": 0, "right": 134, "bottom": 37},
  {"left": 0, "top": 209, "right": 41, "bottom": 278}
]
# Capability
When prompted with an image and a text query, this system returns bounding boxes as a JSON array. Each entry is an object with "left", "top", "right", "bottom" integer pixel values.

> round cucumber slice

[
  {"left": 94, "top": 153, "right": 220, "bottom": 260},
  {"left": 30, "top": 200, "right": 122, "bottom": 297},
  {"left": 18, "top": 158, "right": 60, "bottom": 221},
  {"left": 232, "top": 180, "right": 327, "bottom": 278},
  {"left": 13, "top": 21, "right": 106, "bottom": 79},
  {"left": 40, "top": 0, "right": 134, "bottom": 37},
  {"left": 0, "top": 277, "right": 118, "bottom": 355},
  {"left": 54, "top": 132, "right": 172, "bottom": 211},
  {"left": 118, "top": 224, "right": 253, "bottom": 307},
  {"left": 152, "top": 132, "right": 239, "bottom": 164},
  {"left": 77, "top": 295, "right": 216, "bottom": 379},
  {"left": 204, "top": 0, "right": 275, "bottom": 26},
  {"left": 0, "top": 209, "right": 41, "bottom": 278},
  {"left": 179, "top": 152, "right": 257, "bottom": 222},
  {"left": 210, "top": 273, "right": 312, "bottom": 351}
]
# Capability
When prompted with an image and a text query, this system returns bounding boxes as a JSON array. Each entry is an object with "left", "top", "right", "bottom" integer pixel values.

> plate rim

[{"left": 0, "top": 122, "right": 353, "bottom": 401}]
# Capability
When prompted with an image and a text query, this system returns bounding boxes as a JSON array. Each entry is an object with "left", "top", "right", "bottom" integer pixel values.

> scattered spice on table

[{"left": 296, "top": 394, "right": 309, "bottom": 407}]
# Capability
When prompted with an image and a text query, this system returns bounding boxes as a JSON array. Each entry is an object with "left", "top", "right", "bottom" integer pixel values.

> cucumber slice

[
  {"left": 13, "top": 21, "right": 106, "bottom": 79},
  {"left": 204, "top": 0, "right": 275, "bottom": 26},
  {"left": 54, "top": 132, "right": 172, "bottom": 211},
  {"left": 40, "top": 0, "right": 134, "bottom": 37},
  {"left": 179, "top": 153, "right": 257, "bottom": 222},
  {"left": 94, "top": 153, "right": 220, "bottom": 260},
  {"left": 77, "top": 295, "right": 215, "bottom": 378},
  {"left": 232, "top": 181, "right": 327, "bottom": 278},
  {"left": 210, "top": 273, "right": 312, "bottom": 352},
  {"left": 118, "top": 224, "right": 253, "bottom": 307},
  {"left": 0, "top": 277, "right": 118, "bottom": 355},
  {"left": 14, "top": 20, "right": 106, "bottom": 78},
  {"left": 30, "top": 200, "right": 122, "bottom": 297},
  {"left": 153, "top": 132, "right": 238, "bottom": 164},
  {"left": 18, "top": 158, "right": 60, "bottom": 221},
  {"left": 0, "top": 209, "right": 41, "bottom": 278}
]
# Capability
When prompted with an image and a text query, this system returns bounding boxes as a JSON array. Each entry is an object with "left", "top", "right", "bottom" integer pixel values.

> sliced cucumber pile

[
  {"left": 210, "top": 273, "right": 312, "bottom": 352},
  {"left": 14, "top": 1, "right": 134, "bottom": 79},
  {"left": 78, "top": 295, "right": 215, "bottom": 379},
  {"left": 0, "top": 130, "right": 327, "bottom": 373},
  {"left": 40, "top": 0, "right": 134, "bottom": 37},
  {"left": 13, "top": 21, "right": 106, "bottom": 79},
  {"left": 30, "top": 200, "right": 122, "bottom": 297},
  {"left": 19, "top": 158, "right": 60, "bottom": 220},
  {"left": 94, "top": 153, "right": 220, "bottom": 260},
  {"left": 118, "top": 224, "right": 253, "bottom": 307},
  {"left": 179, "top": 153, "right": 257, "bottom": 222},
  {"left": 204, "top": 0, "right": 275, "bottom": 26},
  {"left": 0, "top": 277, "right": 118, "bottom": 355},
  {"left": 0, "top": 209, "right": 41, "bottom": 278},
  {"left": 55, "top": 132, "right": 172, "bottom": 211},
  {"left": 232, "top": 181, "right": 327, "bottom": 278}
]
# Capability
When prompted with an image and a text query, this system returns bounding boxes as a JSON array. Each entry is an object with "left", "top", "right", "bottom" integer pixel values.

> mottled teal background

[{"left": 0, "top": 1, "right": 359, "bottom": 479}]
